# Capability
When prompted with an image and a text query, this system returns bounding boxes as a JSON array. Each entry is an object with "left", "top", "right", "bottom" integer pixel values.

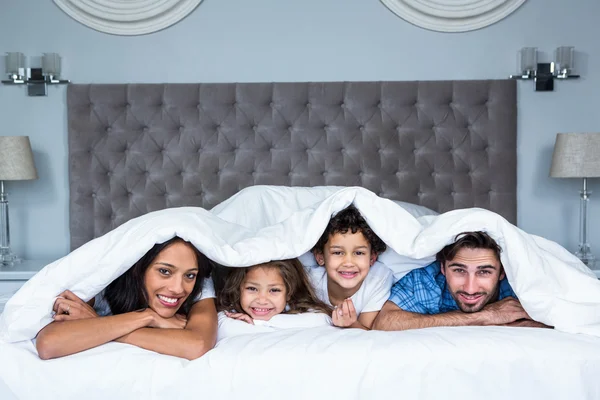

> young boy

[{"left": 309, "top": 204, "right": 394, "bottom": 329}]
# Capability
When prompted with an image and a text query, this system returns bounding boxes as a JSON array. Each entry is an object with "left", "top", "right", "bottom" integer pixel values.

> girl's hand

[
  {"left": 332, "top": 298, "right": 358, "bottom": 328},
  {"left": 224, "top": 311, "right": 254, "bottom": 325},
  {"left": 147, "top": 309, "right": 188, "bottom": 329},
  {"left": 53, "top": 290, "right": 99, "bottom": 321}
]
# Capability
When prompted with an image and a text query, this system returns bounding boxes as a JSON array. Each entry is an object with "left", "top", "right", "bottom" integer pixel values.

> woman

[{"left": 35, "top": 236, "right": 217, "bottom": 360}]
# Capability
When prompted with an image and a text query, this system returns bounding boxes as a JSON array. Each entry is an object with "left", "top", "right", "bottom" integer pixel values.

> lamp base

[
  {"left": 0, "top": 249, "right": 21, "bottom": 267},
  {"left": 575, "top": 249, "right": 597, "bottom": 270}
]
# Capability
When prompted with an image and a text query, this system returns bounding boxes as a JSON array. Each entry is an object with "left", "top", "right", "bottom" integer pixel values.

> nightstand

[{"left": 0, "top": 260, "right": 49, "bottom": 313}]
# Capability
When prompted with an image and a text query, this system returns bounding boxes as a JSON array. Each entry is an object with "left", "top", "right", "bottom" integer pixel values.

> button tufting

[
  {"left": 91, "top": 193, "right": 96, "bottom": 198},
  {"left": 106, "top": 127, "right": 111, "bottom": 133},
  {"left": 269, "top": 102, "right": 274, "bottom": 107}
]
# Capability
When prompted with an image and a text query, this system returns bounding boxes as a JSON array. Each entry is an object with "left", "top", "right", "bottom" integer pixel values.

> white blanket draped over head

[{"left": 1, "top": 185, "right": 600, "bottom": 343}]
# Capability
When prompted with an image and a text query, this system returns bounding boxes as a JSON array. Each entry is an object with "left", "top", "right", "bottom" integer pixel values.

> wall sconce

[
  {"left": 509, "top": 47, "right": 580, "bottom": 91},
  {"left": 1, "top": 52, "right": 70, "bottom": 96}
]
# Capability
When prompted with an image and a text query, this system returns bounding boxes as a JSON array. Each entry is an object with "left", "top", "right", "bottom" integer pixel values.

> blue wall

[{"left": 1, "top": 0, "right": 599, "bottom": 261}]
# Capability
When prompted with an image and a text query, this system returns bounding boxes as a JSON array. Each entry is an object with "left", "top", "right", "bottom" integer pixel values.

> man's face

[{"left": 441, "top": 247, "right": 504, "bottom": 313}]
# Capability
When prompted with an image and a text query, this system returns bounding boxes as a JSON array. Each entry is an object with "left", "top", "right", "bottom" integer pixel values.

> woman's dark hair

[
  {"left": 105, "top": 236, "right": 212, "bottom": 316},
  {"left": 436, "top": 231, "right": 502, "bottom": 266},
  {"left": 312, "top": 204, "right": 387, "bottom": 255},
  {"left": 218, "top": 258, "right": 332, "bottom": 316}
]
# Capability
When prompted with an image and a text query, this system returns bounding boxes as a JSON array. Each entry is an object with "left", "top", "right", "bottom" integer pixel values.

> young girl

[
  {"left": 218, "top": 258, "right": 331, "bottom": 324},
  {"left": 35, "top": 236, "right": 217, "bottom": 360}
]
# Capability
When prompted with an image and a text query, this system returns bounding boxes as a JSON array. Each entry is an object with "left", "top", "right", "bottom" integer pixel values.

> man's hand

[
  {"left": 224, "top": 311, "right": 254, "bottom": 325},
  {"left": 504, "top": 319, "right": 553, "bottom": 329},
  {"left": 332, "top": 298, "right": 358, "bottom": 328},
  {"left": 53, "top": 290, "right": 99, "bottom": 321},
  {"left": 481, "top": 297, "right": 530, "bottom": 325}
]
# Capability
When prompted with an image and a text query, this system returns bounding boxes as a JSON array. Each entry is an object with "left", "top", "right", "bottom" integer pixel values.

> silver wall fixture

[
  {"left": 509, "top": 46, "right": 579, "bottom": 91},
  {"left": 2, "top": 52, "right": 70, "bottom": 96}
]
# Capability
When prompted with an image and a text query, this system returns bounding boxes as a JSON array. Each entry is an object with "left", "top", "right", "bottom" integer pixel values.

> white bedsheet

[
  {"left": 1, "top": 326, "right": 600, "bottom": 399},
  {"left": 1, "top": 185, "right": 600, "bottom": 399}
]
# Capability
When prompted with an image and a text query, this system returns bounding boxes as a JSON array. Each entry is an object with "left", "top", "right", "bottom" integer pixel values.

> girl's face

[
  {"left": 144, "top": 241, "right": 199, "bottom": 318},
  {"left": 240, "top": 266, "right": 287, "bottom": 321}
]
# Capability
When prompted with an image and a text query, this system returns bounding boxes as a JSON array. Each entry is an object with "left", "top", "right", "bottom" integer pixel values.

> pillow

[{"left": 391, "top": 200, "right": 439, "bottom": 217}]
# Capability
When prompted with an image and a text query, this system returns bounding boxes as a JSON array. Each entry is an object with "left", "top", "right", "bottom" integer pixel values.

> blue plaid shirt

[{"left": 388, "top": 262, "right": 516, "bottom": 314}]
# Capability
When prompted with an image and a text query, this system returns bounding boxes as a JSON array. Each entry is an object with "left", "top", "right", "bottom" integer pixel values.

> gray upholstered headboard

[{"left": 68, "top": 80, "right": 517, "bottom": 250}]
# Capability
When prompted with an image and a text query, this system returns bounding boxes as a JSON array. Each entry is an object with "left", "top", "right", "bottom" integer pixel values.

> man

[{"left": 373, "top": 231, "right": 550, "bottom": 331}]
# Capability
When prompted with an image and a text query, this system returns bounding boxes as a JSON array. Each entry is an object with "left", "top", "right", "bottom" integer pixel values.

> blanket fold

[{"left": 1, "top": 185, "right": 600, "bottom": 342}]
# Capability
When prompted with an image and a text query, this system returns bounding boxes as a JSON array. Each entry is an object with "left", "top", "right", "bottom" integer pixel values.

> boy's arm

[
  {"left": 356, "top": 310, "right": 378, "bottom": 330},
  {"left": 373, "top": 298, "right": 531, "bottom": 331}
]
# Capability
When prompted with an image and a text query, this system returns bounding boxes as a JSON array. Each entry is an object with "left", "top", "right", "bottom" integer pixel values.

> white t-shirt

[
  {"left": 305, "top": 261, "right": 394, "bottom": 314},
  {"left": 94, "top": 276, "right": 215, "bottom": 316}
]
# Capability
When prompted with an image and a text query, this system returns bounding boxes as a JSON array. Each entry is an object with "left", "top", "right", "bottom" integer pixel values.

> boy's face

[{"left": 314, "top": 231, "right": 377, "bottom": 293}]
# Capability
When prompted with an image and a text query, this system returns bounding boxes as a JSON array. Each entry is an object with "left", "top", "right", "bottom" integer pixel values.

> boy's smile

[{"left": 315, "top": 231, "right": 377, "bottom": 302}]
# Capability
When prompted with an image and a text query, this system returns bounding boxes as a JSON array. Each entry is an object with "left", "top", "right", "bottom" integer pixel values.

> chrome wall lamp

[
  {"left": 1, "top": 52, "right": 70, "bottom": 96},
  {"left": 509, "top": 46, "right": 579, "bottom": 91}
]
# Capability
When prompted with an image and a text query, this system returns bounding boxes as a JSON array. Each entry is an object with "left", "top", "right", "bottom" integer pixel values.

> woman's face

[
  {"left": 143, "top": 241, "right": 199, "bottom": 318},
  {"left": 239, "top": 266, "right": 287, "bottom": 321}
]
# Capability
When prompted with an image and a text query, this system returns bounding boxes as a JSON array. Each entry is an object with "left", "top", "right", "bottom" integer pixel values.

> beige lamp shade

[
  {"left": 550, "top": 133, "right": 600, "bottom": 178},
  {"left": 0, "top": 136, "right": 38, "bottom": 180}
]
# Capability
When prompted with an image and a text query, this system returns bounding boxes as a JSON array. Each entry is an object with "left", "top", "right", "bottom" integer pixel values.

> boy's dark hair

[
  {"left": 105, "top": 237, "right": 212, "bottom": 316},
  {"left": 218, "top": 258, "right": 332, "bottom": 315},
  {"left": 312, "top": 204, "right": 387, "bottom": 254},
  {"left": 436, "top": 231, "right": 502, "bottom": 266}
]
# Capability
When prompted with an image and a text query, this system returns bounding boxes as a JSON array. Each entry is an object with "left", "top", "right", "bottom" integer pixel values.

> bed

[{"left": 2, "top": 79, "right": 600, "bottom": 400}]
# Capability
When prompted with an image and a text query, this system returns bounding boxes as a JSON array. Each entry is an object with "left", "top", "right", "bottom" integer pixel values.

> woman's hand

[
  {"left": 332, "top": 298, "right": 358, "bottom": 328},
  {"left": 146, "top": 309, "right": 188, "bottom": 329},
  {"left": 224, "top": 311, "right": 254, "bottom": 325},
  {"left": 53, "top": 290, "right": 99, "bottom": 321}
]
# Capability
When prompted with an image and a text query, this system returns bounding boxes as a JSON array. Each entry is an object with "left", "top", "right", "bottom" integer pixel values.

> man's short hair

[
  {"left": 312, "top": 204, "right": 387, "bottom": 254},
  {"left": 436, "top": 231, "right": 502, "bottom": 265}
]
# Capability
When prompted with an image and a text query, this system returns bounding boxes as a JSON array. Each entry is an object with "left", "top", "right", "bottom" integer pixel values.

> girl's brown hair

[{"left": 218, "top": 258, "right": 332, "bottom": 316}]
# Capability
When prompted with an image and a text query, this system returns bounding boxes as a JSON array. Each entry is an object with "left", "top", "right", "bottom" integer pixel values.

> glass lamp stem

[
  {"left": 0, "top": 180, "right": 19, "bottom": 266},
  {"left": 576, "top": 177, "right": 596, "bottom": 269},
  {"left": 0, "top": 181, "right": 10, "bottom": 251}
]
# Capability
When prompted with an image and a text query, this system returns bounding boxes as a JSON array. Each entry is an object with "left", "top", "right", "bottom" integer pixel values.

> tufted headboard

[{"left": 68, "top": 80, "right": 517, "bottom": 250}]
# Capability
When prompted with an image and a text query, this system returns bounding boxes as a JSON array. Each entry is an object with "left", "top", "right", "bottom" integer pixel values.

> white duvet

[{"left": 1, "top": 185, "right": 600, "bottom": 399}]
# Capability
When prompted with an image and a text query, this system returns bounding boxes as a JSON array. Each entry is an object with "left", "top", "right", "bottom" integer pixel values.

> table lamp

[
  {"left": 550, "top": 132, "right": 600, "bottom": 269},
  {"left": 0, "top": 136, "right": 38, "bottom": 266}
]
